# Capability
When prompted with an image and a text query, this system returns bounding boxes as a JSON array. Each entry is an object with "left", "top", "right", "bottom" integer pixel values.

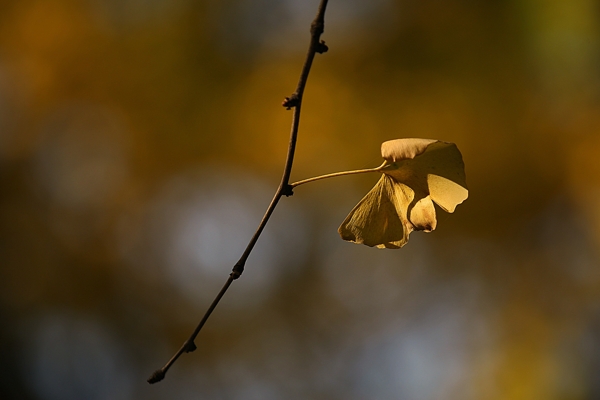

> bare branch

[{"left": 148, "top": 0, "right": 329, "bottom": 384}]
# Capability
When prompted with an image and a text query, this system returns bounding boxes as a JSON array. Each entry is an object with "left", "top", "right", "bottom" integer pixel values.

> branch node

[
  {"left": 231, "top": 262, "right": 245, "bottom": 279},
  {"left": 282, "top": 184, "right": 294, "bottom": 197},
  {"left": 310, "top": 20, "right": 325, "bottom": 37},
  {"left": 282, "top": 94, "right": 300, "bottom": 110},
  {"left": 316, "top": 40, "right": 328, "bottom": 54},
  {"left": 183, "top": 340, "right": 197, "bottom": 353},
  {"left": 147, "top": 369, "right": 166, "bottom": 384},
  {"left": 147, "top": 0, "right": 329, "bottom": 383}
]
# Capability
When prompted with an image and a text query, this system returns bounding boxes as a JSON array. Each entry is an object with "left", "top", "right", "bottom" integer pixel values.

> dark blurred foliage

[{"left": 1, "top": 0, "right": 600, "bottom": 399}]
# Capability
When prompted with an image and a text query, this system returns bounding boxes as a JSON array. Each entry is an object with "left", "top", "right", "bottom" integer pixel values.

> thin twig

[{"left": 148, "top": 0, "right": 329, "bottom": 384}]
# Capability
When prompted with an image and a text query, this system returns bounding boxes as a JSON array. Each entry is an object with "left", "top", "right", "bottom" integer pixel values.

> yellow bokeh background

[{"left": 1, "top": 1, "right": 600, "bottom": 399}]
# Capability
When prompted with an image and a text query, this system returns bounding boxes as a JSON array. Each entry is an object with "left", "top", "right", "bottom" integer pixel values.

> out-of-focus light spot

[
  {"left": 88, "top": 0, "right": 191, "bottom": 27},
  {"left": 0, "top": 64, "right": 14, "bottom": 159},
  {"left": 222, "top": 319, "right": 306, "bottom": 393},
  {"left": 534, "top": 197, "right": 600, "bottom": 284},
  {"left": 325, "top": 0, "right": 398, "bottom": 39},
  {"left": 214, "top": 361, "right": 283, "bottom": 400},
  {"left": 319, "top": 231, "right": 432, "bottom": 315},
  {"left": 350, "top": 280, "right": 491, "bottom": 400},
  {"left": 523, "top": 0, "right": 599, "bottom": 100},
  {"left": 0, "top": 62, "right": 26, "bottom": 161},
  {"left": 33, "top": 104, "right": 130, "bottom": 211},
  {"left": 579, "top": 311, "right": 600, "bottom": 397},
  {"left": 21, "top": 312, "right": 134, "bottom": 400},
  {"left": 120, "top": 166, "right": 309, "bottom": 310},
  {"left": 163, "top": 364, "right": 283, "bottom": 400},
  {"left": 209, "top": 0, "right": 396, "bottom": 55}
]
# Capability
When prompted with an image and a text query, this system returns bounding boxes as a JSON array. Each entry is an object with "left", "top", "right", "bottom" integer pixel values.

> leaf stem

[{"left": 290, "top": 161, "right": 387, "bottom": 188}]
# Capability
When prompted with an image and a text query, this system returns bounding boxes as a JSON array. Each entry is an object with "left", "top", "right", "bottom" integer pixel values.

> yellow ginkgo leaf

[
  {"left": 339, "top": 174, "right": 412, "bottom": 249},
  {"left": 338, "top": 138, "right": 468, "bottom": 248}
]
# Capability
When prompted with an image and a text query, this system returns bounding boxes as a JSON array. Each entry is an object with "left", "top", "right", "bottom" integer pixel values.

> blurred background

[{"left": 1, "top": 0, "right": 600, "bottom": 399}]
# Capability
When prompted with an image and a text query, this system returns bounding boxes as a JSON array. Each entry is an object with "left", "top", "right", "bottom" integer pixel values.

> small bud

[
  {"left": 184, "top": 340, "right": 197, "bottom": 353},
  {"left": 282, "top": 94, "right": 300, "bottom": 109},
  {"left": 316, "top": 40, "right": 328, "bottom": 54}
]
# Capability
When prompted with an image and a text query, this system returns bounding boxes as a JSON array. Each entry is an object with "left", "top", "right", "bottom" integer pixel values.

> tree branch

[{"left": 148, "top": 0, "right": 329, "bottom": 384}]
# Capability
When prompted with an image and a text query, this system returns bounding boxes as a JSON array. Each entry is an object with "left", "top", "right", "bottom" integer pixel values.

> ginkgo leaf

[
  {"left": 338, "top": 138, "right": 468, "bottom": 248},
  {"left": 339, "top": 174, "right": 412, "bottom": 249},
  {"left": 382, "top": 140, "right": 468, "bottom": 213},
  {"left": 408, "top": 195, "right": 437, "bottom": 232}
]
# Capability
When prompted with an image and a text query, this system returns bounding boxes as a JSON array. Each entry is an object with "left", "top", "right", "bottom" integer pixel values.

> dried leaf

[{"left": 338, "top": 138, "right": 468, "bottom": 248}]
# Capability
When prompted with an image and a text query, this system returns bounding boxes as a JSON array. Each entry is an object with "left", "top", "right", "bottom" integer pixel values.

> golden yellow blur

[{"left": 1, "top": 1, "right": 600, "bottom": 399}]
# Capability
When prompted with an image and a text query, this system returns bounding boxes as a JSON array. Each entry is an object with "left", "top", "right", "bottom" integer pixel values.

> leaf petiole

[{"left": 290, "top": 161, "right": 388, "bottom": 188}]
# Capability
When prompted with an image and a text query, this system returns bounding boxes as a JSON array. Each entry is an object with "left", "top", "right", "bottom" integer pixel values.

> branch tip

[{"left": 148, "top": 369, "right": 166, "bottom": 384}]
